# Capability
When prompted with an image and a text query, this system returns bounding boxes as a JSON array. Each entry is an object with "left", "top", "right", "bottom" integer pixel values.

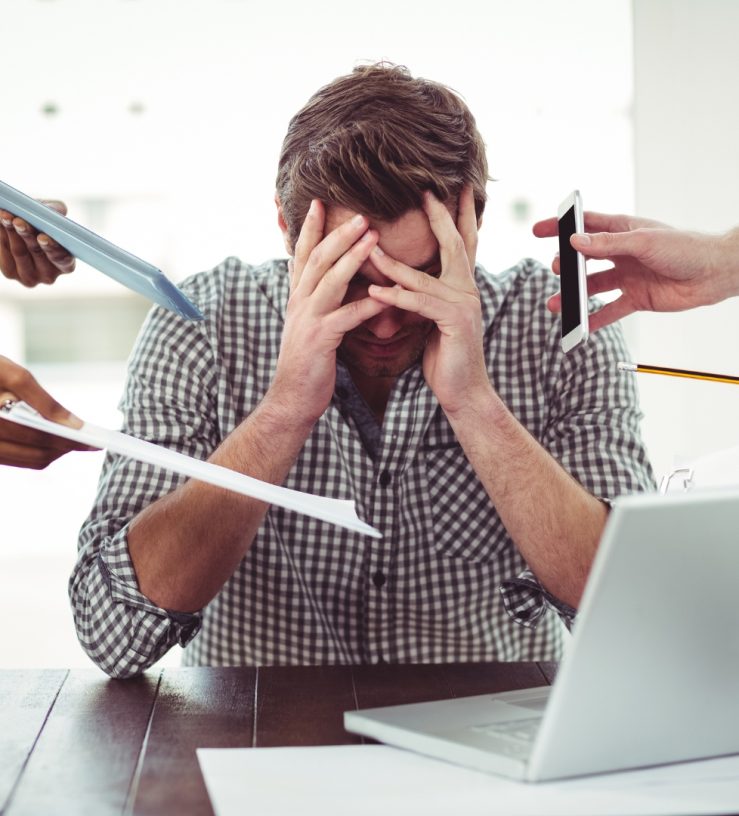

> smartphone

[{"left": 557, "top": 190, "right": 589, "bottom": 352}]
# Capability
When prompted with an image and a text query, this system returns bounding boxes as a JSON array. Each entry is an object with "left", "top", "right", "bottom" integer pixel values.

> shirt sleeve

[
  {"left": 499, "top": 275, "right": 655, "bottom": 630},
  {"left": 70, "top": 290, "right": 221, "bottom": 678},
  {"left": 499, "top": 570, "right": 577, "bottom": 630}
]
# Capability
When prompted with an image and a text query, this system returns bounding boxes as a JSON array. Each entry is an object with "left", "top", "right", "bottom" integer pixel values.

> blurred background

[{"left": 1, "top": 0, "right": 737, "bottom": 669}]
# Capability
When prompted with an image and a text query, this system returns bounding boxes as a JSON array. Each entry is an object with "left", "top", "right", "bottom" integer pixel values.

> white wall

[{"left": 631, "top": 0, "right": 739, "bottom": 478}]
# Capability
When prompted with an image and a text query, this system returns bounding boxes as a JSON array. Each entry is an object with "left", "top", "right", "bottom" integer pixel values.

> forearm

[
  {"left": 128, "top": 393, "right": 315, "bottom": 612},
  {"left": 445, "top": 385, "right": 607, "bottom": 608}
]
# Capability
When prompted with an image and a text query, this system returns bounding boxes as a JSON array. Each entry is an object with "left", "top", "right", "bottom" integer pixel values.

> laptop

[{"left": 344, "top": 489, "right": 739, "bottom": 781}]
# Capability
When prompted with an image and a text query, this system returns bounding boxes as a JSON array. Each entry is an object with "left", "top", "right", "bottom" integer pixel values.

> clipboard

[
  {"left": 0, "top": 178, "right": 204, "bottom": 321},
  {"left": 0, "top": 401, "right": 381, "bottom": 539}
]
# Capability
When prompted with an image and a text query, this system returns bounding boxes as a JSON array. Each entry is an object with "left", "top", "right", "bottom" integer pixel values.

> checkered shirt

[{"left": 70, "top": 257, "right": 655, "bottom": 678}]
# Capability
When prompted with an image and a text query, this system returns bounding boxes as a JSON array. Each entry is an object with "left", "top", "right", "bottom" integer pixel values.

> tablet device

[{"left": 0, "top": 179, "right": 203, "bottom": 321}]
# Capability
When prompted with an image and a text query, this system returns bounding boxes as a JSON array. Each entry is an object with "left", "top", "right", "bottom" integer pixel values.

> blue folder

[{"left": 0, "top": 179, "right": 203, "bottom": 321}]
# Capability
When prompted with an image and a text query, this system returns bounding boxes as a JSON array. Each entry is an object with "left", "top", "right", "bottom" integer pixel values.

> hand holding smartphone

[{"left": 557, "top": 190, "right": 589, "bottom": 352}]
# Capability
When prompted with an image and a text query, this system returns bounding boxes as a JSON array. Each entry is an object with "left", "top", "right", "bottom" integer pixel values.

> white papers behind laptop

[{"left": 661, "top": 442, "right": 739, "bottom": 493}]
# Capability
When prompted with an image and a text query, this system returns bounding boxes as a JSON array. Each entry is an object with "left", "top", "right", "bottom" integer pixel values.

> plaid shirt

[{"left": 71, "top": 257, "right": 654, "bottom": 678}]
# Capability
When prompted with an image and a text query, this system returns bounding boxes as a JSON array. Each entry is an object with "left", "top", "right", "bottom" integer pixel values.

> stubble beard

[{"left": 337, "top": 327, "right": 432, "bottom": 379}]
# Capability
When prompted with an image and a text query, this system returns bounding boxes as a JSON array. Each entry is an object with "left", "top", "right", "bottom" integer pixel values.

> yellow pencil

[{"left": 617, "top": 361, "right": 739, "bottom": 385}]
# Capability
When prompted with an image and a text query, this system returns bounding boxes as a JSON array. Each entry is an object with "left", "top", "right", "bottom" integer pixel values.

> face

[{"left": 325, "top": 205, "right": 443, "bottom": 379}]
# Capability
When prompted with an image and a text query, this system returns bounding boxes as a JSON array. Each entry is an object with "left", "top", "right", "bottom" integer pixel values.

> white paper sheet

[
  {"left": 197, "top": 744, "right": 739, "bottom": 816},
  {"left": 0, "top": 401, "right": 380, "bottom": 538}
]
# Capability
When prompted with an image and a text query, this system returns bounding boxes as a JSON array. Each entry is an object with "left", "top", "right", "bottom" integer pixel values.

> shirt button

[
  {"left": 372, "top": 570, "right": 386, "bottom": 588},
  {"left": 379, "top": 469, "right": 392, "bottom": 487}
]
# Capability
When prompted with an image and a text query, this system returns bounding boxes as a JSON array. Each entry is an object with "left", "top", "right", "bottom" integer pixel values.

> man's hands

[
  {"left": 366, "top": 185, "right": 489, "bottom": 415},
  {"left": 0, "top": 356, "right": 95, "bottom": 468},
  {"left": 268, "top": 200, "right": 388, "bottom": 423},
  {"left": 0, "top": 201, "right": 75, "bottom": 286},
  {"left": 533, "top": 211, "right": 739, "bottom": 332}
]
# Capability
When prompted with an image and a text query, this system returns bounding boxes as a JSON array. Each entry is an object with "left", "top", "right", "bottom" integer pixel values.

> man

[
  {"left": 69, "top": 64, "right": 653, "bottom": 678},
  {"left": 0, "top": 203, "right": 91, "bottom": 468},
  {"left": 533, "top": 211, "right": 739, "bottom": 331}
]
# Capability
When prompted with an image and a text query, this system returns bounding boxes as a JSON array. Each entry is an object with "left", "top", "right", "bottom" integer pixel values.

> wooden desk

[{"left": 0, "top": 662, "right": 557, "bottom": 815}]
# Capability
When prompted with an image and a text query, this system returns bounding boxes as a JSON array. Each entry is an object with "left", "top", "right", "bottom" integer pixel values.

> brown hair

[{"left": 276, "top": 63, "right": 489, "bottom": 251}]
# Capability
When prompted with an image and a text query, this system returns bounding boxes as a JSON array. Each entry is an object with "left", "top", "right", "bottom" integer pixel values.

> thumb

[{"left": 571, "top": 229, "right": 648, "bottom": 261}]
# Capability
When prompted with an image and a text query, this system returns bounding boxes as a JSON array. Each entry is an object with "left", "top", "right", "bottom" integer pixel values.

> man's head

[{"left": 275, "top": 62, "right": 488, "bottom": 253}]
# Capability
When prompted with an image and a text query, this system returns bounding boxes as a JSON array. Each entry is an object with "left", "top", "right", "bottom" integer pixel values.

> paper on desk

[
  {"left": 0, "top": 402, "right": 380, "bottom": 538},
  {"left": 197, "top": 744, "right": 739, "bottom": 816}
]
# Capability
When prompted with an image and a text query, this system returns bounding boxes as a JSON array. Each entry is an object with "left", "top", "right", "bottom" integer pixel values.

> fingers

[
  {"left": 0, "top": 417, "right": 93, "bottom": 467},
  {"left": 367, "top": 245, "right": 463, "bottom": 324},
  {"left": 0, "top": 420, "right": 90, "bottom": 455},
  {"left": 0, "top": 438, "right": 69, "bottom": 469},
  {"left": 0, "top": 207, "right": 75, "bottom": 286},
  {"left": 547, "top": 268, "right": 623, "bottom": 314},
  {"left": 546, "top": 289, "right": 634, "bottom": 332},
  {"left": 323, "top": 295, "right": 389, "bottom": 336},
  {"left": 292, "top": 199, "right": 325, "bottom": 290},
  {"left": 40, "top": 199, "right": 68, "bottom": 216},
  {"left": 0, "top": 355, "right": 83, "bottom": 428},
  {"left": 532, "top": 217, "right": 558, "bottom": 238},
  {"left": 312, "top": 228, "right": 379, "bottom": 309},
  {"left": 0, "top": 218, "right": 19, "bottom": 281},
  {"left": 533, "top": 211, "right": 665, "bottom": 241},
  {"left": 579, "top": 267, "right": 623, "bottom": 296},
  {"left": 36, "top": 233, "right": 76, "bottom": 275},
  {"left": 369, "top": 244, "right": 449, "bottom": 301},
  {"left": 533, "top": 212, "right": 629, "bottom": 241},
  {"left": 422, "top": 190, "right": 476, "bottom": 291},
  {"left": 588, "top": 297, "right": 636, "bottom": 332},
  {"left": 294, "top": 207, "right": 376, "bottom": 299},
  {"left": 546, "top": 292, "right": 561, "bottom": 314},
  {"left": 367, "top": 282, "right": 450, "bottom": 324},
  {"left": 570, "top": 229, "right": 653, "bottom": 261},
  {"left": 456, "top": 184, "right": 478, "bottom": 273},
  {"left": 0, "top": 359, "right": 96, "bottom": 465}
]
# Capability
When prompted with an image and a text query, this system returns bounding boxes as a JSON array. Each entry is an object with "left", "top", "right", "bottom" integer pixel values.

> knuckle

[
  {"left": 348, "top": 298, "right": 366, "bottom": 317},
  {"left": 449, "top": 233, "right": 465, "bottom": 254},
  {"left": 417, "top": 270, "right": 433, "bottom": 290},
  {"left": 6, "top": 365, "right": 34, "bottom": 392},
  {"left": 308, "top": 244, "right": 324, "bottom": 269}
]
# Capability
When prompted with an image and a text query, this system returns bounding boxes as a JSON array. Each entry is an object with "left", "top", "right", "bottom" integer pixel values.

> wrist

[
  {"left": 442, "top": 380, "right": 505, "bottom": 426},
  {"left": 716, "top": 226, "right": 739, "bottom": 299},
  {"left": 256, "top": 387, "right": 320, "bottom": 438}
]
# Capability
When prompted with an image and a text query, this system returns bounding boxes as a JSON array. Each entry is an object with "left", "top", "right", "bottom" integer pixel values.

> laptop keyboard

[{"left": 470, "top": 716, "right": 542, "bottom": 744}]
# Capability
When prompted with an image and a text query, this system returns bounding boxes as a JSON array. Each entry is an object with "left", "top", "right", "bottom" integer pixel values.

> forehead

[{"left": 324, "top": 205, "right": 447, "bottom": 268}]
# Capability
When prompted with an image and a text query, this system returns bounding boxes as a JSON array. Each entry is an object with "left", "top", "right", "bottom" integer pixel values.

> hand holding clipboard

[{"left": 0, "top": 178, "right": 203, "bottom": 320}]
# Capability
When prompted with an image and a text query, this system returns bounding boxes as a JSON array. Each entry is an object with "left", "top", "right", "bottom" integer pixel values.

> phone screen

[{"left": 558, "top": 203, "right": 581, "bottom": 337}]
